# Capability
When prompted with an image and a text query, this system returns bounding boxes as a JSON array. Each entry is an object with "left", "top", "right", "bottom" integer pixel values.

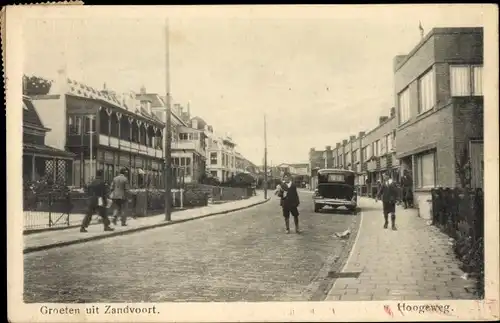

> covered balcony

[{"left": 98, "top": 107, "right": 164, "bottom": 157}]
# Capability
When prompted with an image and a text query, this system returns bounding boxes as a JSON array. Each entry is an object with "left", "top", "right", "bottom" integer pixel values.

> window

[
  {"left": 415, "top": 151, "right": 436, "bottom": 188},
  {"left": 67, "top": 115, "right": 82, "bottom": 135},
  {"left": 364, "top": 145, "right": 372, "bottom": 161},
  {"left": 210, "top": 152, "right": 217, "bottom": 165},
  {"left": 361, "top": 147, "right": 367, "bottom": 162},
  {"left": 387, "top": 134, "right": 393, "bottom": 152},
  {"left": 211, "top": 171, "right": 217, "bottom": 177},
  {"left": 352, "top": 149, "right": 358, "bottom": 163},
  {"left": 179, "top": 133, "right": 189, "bottom": 140},
  {"left": 373, "top": 140, "right": 380, "bottom": 157},
  {"left": 473, "top": 66, "right": 483, "bottom": 95},
  {"left": 185, "top": 158, "right": 191, "bottom": 176},
  {"left": 398, "top": 88, "right": 411, "bottom": 124},
  {"left": 380, "top": 137, "right": 387, "bottom": 156},
  {"left": 418, "top": 68, "right": 435, "bottom": 113},
  {"left": 450, "top": 65, "right": 483, "bottom": 96},
  {"left": 345, "top": 152, "right": 350, "bottom": 165}
]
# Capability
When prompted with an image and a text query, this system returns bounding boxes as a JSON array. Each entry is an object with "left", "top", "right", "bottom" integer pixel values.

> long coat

[
  {"left": 278, "top": 181, "right": 300, "bottom": 208},
  {"left": 377, "top": 180, "right": 399, "bottom": 204},
  {"left": 87, "top": 177, "right": 108, "bottom": 206},
  {"left": 110, "top": 174, "right": 129, "bottom": 200}
]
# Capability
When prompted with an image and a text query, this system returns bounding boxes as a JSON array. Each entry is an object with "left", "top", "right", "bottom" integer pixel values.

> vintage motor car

[{"left": 313, "top": 168, "right": 357, "bottom": 213}]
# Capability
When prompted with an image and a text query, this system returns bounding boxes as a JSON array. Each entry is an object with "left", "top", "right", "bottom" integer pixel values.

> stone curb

[{"left": 24, "top": 198, "right": 270, "bottom": 254}]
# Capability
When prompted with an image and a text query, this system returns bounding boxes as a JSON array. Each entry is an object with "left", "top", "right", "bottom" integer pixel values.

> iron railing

[{"left": 430, "top": 187, "right": 484, "bottom": 298}]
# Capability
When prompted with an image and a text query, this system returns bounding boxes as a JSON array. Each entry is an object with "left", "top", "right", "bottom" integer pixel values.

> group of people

[
  {"left": 273, "top": 170, "right": 413, "bottom": 233},
  {"left": 80, "top": 168, "right": 131, "bottom": 233},
  {"left": 374, "top": 170, "right": 414, "bottom": 209}
]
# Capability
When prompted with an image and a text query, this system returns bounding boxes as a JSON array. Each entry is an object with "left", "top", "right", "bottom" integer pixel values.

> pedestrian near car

[
  {"left": 276, "top": 173, "right": 301, "bottom": 234},
  {"left": 377, "top": 172, "right": 399, "bottom": 230},
  {"left": 80, "top": 169, "right": 113, "bottom": 232},
  {"left": 110, "top": 168, "right": 130, "bottom": 226}
]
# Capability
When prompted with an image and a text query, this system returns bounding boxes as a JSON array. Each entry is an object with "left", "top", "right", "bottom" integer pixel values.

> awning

[{"left": 23, "top": 143, "right": 76, "bottom": 159}]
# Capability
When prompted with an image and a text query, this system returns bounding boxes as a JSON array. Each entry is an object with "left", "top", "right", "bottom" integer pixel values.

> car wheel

[
  {"left": 314, "top": 204, "right": 321, "bottom": 213},
  {"left": 347, "top": 206, "right": 357, "bottom": 214}
]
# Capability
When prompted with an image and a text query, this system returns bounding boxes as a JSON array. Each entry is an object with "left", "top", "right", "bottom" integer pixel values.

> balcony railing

[
  {"left": 99, "top": 134, "right": 163, "bottom": 157},
  {"left": 172, "top": 141, "right": 205, "bottom": 154}
]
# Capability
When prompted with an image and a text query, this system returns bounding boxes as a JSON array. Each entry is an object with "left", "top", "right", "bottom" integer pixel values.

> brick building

[
  {"left": 394, "top": 27, "right": 483, "bottom": 218},
  {"left": 308, "top": 148, "right": 324, "bottom": 190},
  {"left": 362, "top": 109, "right": 398, "bottom": 197}
]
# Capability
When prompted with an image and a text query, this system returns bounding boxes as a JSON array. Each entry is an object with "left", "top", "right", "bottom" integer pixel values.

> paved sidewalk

[
  {"left": 24, "top": 192, "right": 268, "bottom": 254},
  {"left": 325, "top": 197, "right": 476, "bottom": 301}
]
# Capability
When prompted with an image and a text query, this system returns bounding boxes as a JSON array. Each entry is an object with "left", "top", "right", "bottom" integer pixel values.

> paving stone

[{"left": 324, "top": 197, "right": 477, "bottom": 301}]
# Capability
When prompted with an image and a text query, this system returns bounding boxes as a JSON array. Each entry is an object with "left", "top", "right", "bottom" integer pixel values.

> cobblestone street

[{"left": 24, "top": 191, "right": 360, "bottom": 302}]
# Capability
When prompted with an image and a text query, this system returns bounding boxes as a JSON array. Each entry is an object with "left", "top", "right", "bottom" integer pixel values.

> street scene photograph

[{"left": 7, "top": 5, "right": 497, "bottom": 320}]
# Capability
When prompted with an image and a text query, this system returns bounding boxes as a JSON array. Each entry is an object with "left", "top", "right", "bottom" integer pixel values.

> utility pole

[
  {"left": 89, "top": 114, "right": 94, "bottom": 180},
  {"left": 164, "top": 19, "right": 172, "bottom": 221},
  {"left": 263, "top": 114, "right": 268, "bottom": 199}
]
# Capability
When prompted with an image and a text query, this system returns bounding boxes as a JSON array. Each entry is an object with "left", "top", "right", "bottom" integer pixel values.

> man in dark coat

[
  {"left": 400, "top": 170, "right": 414, "bottom": 209},
  {"left": 80, "top": 169, "right": 114, "bottom": 232},
  {"left": 276, "top": 173, "right": 301, "bottom": 234},
  {"left": 377, "top": 172, "right": 399, "bottom": 230}
]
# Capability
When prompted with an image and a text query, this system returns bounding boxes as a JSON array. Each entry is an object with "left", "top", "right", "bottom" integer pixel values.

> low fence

[
  {"left": 23, "top": 184, "right": 255, "bottom": 232},
  {"left": 430, "top": 187, "right": 484, "bottom": 297}
]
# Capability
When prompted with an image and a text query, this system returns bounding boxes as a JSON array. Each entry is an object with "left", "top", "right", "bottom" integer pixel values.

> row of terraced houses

[
  {"left": 22, "top": 69, "right": 257, "bottom": 189},
  {"left": 309, "top": 27, "right": 484, "bottom": 219}
]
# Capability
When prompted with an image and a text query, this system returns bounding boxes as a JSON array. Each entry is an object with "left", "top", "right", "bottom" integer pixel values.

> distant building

[
  {"left": 138, "top": 88, "right": 207, "bottom": 185},
  {"left": 394, "top": 27, "right": 483, "bottom": 217},
  {"left": 206, "top": 132, "right": 237, "bottom": 182}
]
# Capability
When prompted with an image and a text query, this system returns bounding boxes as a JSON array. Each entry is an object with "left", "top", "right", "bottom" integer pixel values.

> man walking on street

[
  {"left": 276, "top": 173, "right": 301, "bottom": 234},
  {"left": 377, "top": 172, "right": 399, "bottom": 230},
  {"left": 80, "top": 169, "right": 114, "bottom": 232},
  {"left": 111, "top": 168, "right": 130, "bottom": 226}
]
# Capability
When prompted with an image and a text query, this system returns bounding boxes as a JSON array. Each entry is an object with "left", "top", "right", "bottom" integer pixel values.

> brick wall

[{"left": 397, "top": 104, "right": 456, "bottom": 187}]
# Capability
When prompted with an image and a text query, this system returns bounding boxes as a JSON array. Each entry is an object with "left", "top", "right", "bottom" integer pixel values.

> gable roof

[{"left": 23, "top": 96, "right": 48, "bottom": 130}]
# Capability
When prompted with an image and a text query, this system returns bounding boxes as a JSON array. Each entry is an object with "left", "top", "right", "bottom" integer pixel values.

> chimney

[
  {"left": 350, "top": 135, "right": 356, "bottom": 142},
  {"left": 187, "top": 102, "right": 191, "bottom": 116},
  {"left": 191, "top": 118, "right": 198, "bottom": 129},
  {"left": 390, "top": 107, "right": 396, "bottom": 118},
  {"left": 358, "top": 131, "right": 365, "bottom": 138},
  {"left": 342, "top": 139, "right": 348, "bottom": 146},
  {"left": 336, "top": 142, "right": 341, "bottom": 149},
  {"left": 379, "top": 116, "right": 389, "bottom": 124},
  {"left": 140, "top": 85, "right": 146, "bottom": 94},
  {"left": 325, "top": 146, "right": 333, "bottom": 167},
  {"left": 393, "top": 55, "right": 407, "bottom": 72}
]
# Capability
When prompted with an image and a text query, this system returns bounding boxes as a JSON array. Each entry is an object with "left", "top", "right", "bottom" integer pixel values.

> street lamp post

[
  {"left": 164, "top": 19, "right": 173, "bottom": 221},
  {"left": 263, "top": 114, "right": 268, "bottom": 199},
  {"left": 88, "top": 114, "right": 95, "bottom": 181}
]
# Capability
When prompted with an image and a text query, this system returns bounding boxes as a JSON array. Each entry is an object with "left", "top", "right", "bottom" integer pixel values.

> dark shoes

[
  {"left": 104, "top": 227, "right": 115, "bottom": 232},
  {"left": 392, "top": 224, "right": 397, "bottom": 231},
  {"left": 383, "top": 222, "right": 388, "bottom": 229},
  {"left": 112, "top": 218, "right": 118, "bottom": 225},
  {"left": 80, "top": 227, "right": 88, "bottom": 233}
]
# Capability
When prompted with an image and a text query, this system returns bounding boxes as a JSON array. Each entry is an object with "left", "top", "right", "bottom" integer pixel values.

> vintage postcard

[{"left": 5, "top": 4, "right": 499, "bottom": 322}]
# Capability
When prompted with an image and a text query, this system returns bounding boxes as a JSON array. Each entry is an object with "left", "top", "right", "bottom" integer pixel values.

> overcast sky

[{"left": 22, "top": 5, "right": 487, "bottom": 165}]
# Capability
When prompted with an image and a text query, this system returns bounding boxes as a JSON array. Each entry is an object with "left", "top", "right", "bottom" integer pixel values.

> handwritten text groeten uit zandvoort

[{"left": 40, "top": 305, "right": 159, "bottom": 315}]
